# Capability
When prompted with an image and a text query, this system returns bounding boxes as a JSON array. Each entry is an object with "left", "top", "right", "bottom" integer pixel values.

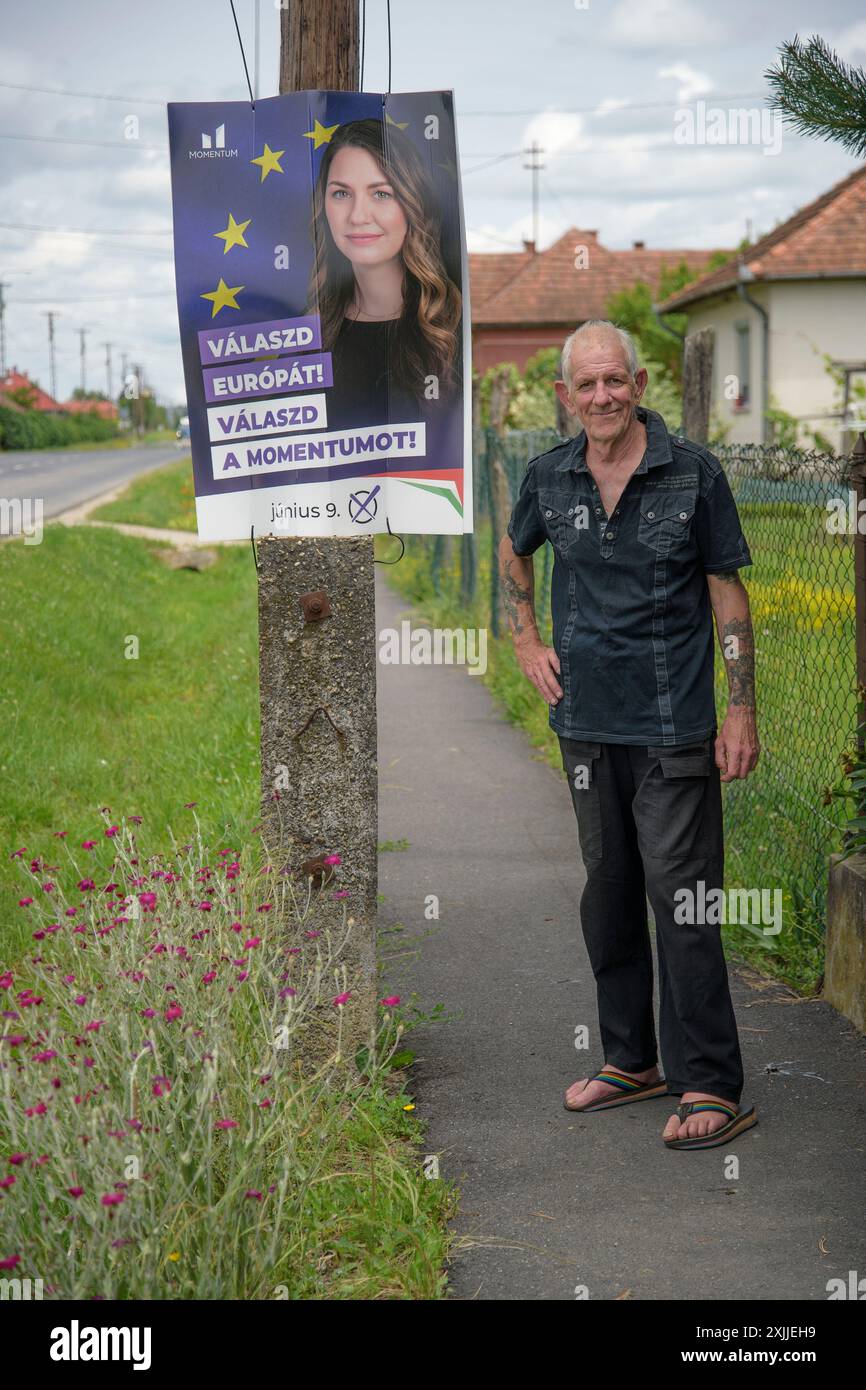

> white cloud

[
  {"left": 604, "top": 0, "right": 723, "bottom": 49},
  {"left": 593, "top": 98, "right": 630, "bottom": 119},
  {"left": 657, "top": 63, "right": 714, "bottom": 104},
  {"left": 521, "top": 110, "right": 583, "bottom": 155}
]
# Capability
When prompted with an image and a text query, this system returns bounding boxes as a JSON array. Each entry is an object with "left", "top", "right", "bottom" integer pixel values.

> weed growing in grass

[{"left": 1, "top": 813, "right": 454, "bottom": 1299}]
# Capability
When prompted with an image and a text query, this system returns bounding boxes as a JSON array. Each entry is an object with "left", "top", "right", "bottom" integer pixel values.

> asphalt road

[
  {"left": 0, "top": 442, "right": 184, "bottom": 519},
  {"left": 375, "top": 569, "right": 866, "bottom": 1302}
]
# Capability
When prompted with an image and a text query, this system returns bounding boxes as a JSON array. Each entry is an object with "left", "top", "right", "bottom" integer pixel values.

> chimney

[
  {"left": 633, "top": 240, "right": 646, "bottom": 249},
  {"left": 522, "top": 238, "right": 536, "bottom": 254}
]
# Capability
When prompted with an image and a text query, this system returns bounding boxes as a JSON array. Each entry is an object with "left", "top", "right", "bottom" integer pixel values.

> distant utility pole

[
  {"left": 0, "top": 281, "right": 7, "bottom": 377},
  {"left": 78, "top": 327, "right": 88, "bottom": 393},
  {"left": 522, "top": 139, "right": 545, "bottom": 248},
  {"left": 260, "top": 0, "right": 376, "bottom": 1064},
  {"left": 103, "top": 341, "right": 113, "bottom": 399},
  {"left": 42, "top": 310, "right": 59, "bottom": 401}
]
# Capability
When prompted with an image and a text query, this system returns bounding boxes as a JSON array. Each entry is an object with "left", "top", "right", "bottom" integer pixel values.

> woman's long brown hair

[{"left": 306, "top": 119, "right": 462, "bottom": 398}]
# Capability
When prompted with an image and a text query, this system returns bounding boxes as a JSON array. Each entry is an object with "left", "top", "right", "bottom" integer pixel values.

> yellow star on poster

[
  {"left": 302, "top": 119, "right": 339, "bottom": 149},
  {"left": 214, "top": 213, "right": 251, "bottom": 253},
  {"left": 200, "top": 277, "right": 244, "bottom": 318},
  {"left": 385, "top": 112, "right": 409, "bottom": 130},
  {"left": 250, "top": 143, "right": 284, "bottom": 181},
  {"left": 434, "top": 157, "right": 458, "bottom": 180}
]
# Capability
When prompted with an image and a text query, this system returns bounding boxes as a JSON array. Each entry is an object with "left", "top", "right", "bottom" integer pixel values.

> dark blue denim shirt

[{"left": 506, "top": 406, "right": 752, "bottom": 746}]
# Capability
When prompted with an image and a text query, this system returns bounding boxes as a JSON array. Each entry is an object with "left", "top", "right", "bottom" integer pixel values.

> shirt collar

[{"left": 555, "top": 405, "right": 674, "bottom": 474}]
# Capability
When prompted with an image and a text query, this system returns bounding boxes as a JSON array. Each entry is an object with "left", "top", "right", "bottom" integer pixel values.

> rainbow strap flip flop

[
  {"left": 664, "top": 1099, "right": 758, "bottom": 1149},
  {"left": 564, "top": 1066, "right": 668, "bottom": 1112}
]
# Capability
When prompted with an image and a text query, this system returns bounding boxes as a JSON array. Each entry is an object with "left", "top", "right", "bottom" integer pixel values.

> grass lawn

[
  {"left": 0, "top": 522, "right": 258, "bottom": 961},
  {"left": 91, "top": 455, "right": 197, "bottom": 531}
]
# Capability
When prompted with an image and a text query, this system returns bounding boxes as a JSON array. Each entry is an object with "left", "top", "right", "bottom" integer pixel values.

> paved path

[{"left": 375, "top": 570, "right": 866, "bottom": 1302}]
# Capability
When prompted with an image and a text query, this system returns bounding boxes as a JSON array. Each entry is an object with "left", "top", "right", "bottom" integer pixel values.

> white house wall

[{"left": 681, "top": 279, "right": 866, "bottom": 449}]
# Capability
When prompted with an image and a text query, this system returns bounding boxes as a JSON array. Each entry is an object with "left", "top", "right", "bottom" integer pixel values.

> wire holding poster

[{"left": 167, "top": 90, "right": 472, "bottom": 542}]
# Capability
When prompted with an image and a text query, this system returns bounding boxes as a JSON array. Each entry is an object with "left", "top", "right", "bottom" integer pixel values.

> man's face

[{"left": 555, "top": 334, "right": 647, "bottom": 449}]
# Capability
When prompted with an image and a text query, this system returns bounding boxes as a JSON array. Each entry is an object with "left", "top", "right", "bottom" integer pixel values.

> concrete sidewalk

[{"left": 375, "top": 570, "right": 866, "bottom": 1302}]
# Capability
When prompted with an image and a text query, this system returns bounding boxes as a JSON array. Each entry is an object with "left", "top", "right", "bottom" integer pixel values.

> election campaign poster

[{"left": 167, "top": 90, "right": 471, "bottom": 542}]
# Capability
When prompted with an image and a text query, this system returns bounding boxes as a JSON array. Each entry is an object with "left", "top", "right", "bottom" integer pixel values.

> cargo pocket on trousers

[
  {"left": 642, "top": 740, "right": 713, "bottom": 862},
  {"left": 560, "top": 739, "right": 603, "bottom": 872},
  {"left": 647, "top": 740, "right": 712, "bottom": 779}
]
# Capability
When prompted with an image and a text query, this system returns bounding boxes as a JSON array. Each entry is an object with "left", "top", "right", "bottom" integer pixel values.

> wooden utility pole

[
  {"left": 681, "top": 328, "right": 714, "bottom": 444},
  {"left": 259, "top": 0, "right": 377, "bottom": 1064}
]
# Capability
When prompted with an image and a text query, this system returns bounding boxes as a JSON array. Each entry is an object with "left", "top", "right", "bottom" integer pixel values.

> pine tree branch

[{"left": 765, "top": 34, "right": 866, "bottom": 159}]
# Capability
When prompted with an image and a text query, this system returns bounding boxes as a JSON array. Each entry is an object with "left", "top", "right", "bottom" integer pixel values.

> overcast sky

[{"left": 2, "top": 0, "right": 865, "bottom": 404}]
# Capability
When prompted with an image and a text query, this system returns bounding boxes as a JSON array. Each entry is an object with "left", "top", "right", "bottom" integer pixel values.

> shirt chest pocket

[
  {"left": 539, "top": 494, "right": 589, "bottom": 559},
  {"left": 636, "top": 491, "right": 696, "bottom": 555}
]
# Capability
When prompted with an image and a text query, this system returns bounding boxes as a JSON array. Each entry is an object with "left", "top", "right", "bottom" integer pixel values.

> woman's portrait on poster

[{"left": 305, "top": 117, "right": 463, "bottom": 432}]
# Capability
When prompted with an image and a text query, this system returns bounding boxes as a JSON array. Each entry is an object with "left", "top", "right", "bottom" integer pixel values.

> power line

[
  {"left": 0, "top": 130, "right": 166, "bottom": 152},
  {"left": 458, "top": 92, "right": 768, "bottom": 116},
  {"left": 0, "top": 79, "right": 166, "bottom": 104},
  {"left": 0, "top": 219, "right": 171, "bottom": 238},
  {"left": 462, "top": 150, "right": 523, "bottom": 175},
  {"left": 8, "top": 292, "right": 175, "bottom": 304}
]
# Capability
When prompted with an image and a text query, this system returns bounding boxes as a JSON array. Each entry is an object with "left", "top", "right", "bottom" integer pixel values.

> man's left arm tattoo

[
  {"left": 707, "top": 570, "right": 757, "bottom": 710},
  {"left": 721, "top": 615, "right": 756, "bottom": 707}
]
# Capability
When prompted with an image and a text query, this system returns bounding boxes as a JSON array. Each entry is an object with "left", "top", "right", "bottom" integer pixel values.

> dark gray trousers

[{"left": 559, "top": 735, "right": 744, "bottom": 1104}]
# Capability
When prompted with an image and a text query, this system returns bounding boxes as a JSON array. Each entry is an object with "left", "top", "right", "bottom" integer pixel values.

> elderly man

[{"left": 500, "top": 319, "right": 759, "bottom": 1150}]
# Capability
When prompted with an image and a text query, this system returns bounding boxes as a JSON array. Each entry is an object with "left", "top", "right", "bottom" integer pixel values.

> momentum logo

[
  {"left": 49, "top": 1321, "right": 152, "bottom": 1371},
  {"left": 190, "top": 125, "right": 238, "bottom": 160}
]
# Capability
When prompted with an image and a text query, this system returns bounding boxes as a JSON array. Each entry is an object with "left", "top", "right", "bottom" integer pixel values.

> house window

[{"left": 735, "top": 322, "right": 750, "bottom": 408}]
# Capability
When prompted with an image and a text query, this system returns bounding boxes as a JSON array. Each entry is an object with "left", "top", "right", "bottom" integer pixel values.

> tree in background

[
  {"left": 71, "top": 388, "right": 111, "bottom": 403},
  {"left": 766, "top": 34, "right": 866, "bottom": 157}
]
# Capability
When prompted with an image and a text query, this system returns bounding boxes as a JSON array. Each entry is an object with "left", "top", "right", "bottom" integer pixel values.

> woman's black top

[{"left": 326, "top": 317, "right": 420, "bottom": 431}]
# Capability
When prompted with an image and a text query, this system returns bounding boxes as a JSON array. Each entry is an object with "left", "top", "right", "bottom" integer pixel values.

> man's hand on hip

[{"left": 514, "top": 635, "right": 563, "bottom": 705}]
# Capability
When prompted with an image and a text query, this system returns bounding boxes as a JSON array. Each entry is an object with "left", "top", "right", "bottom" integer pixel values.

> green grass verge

[
  {"left": 91, "top": 456, "right": 197, "bottom": 531},
  {"left": 0, "top": 522, "right": 258, "bottom": 961}
]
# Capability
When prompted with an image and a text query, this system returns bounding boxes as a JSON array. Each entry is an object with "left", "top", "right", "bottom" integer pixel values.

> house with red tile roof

[
  {"left": 0, "top": 368, "right": 63, "bottom": 413},
  {"left": 657, "top": 166, "right": 866, "bottom": 448},
  {"left": 470, "top": 228, "right": 728, "bottom": 375},
  {"left": 0, "top": 369, "right": 118, "bottom": 421}
]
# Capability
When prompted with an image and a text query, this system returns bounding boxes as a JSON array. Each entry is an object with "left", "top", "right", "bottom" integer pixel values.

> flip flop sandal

[
  {"left": 663, "top": 1100, "right": 758, "bottom": 1149},
  {"left": 564, "top": 1066, "right": 668, "bottom": 1112}
]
